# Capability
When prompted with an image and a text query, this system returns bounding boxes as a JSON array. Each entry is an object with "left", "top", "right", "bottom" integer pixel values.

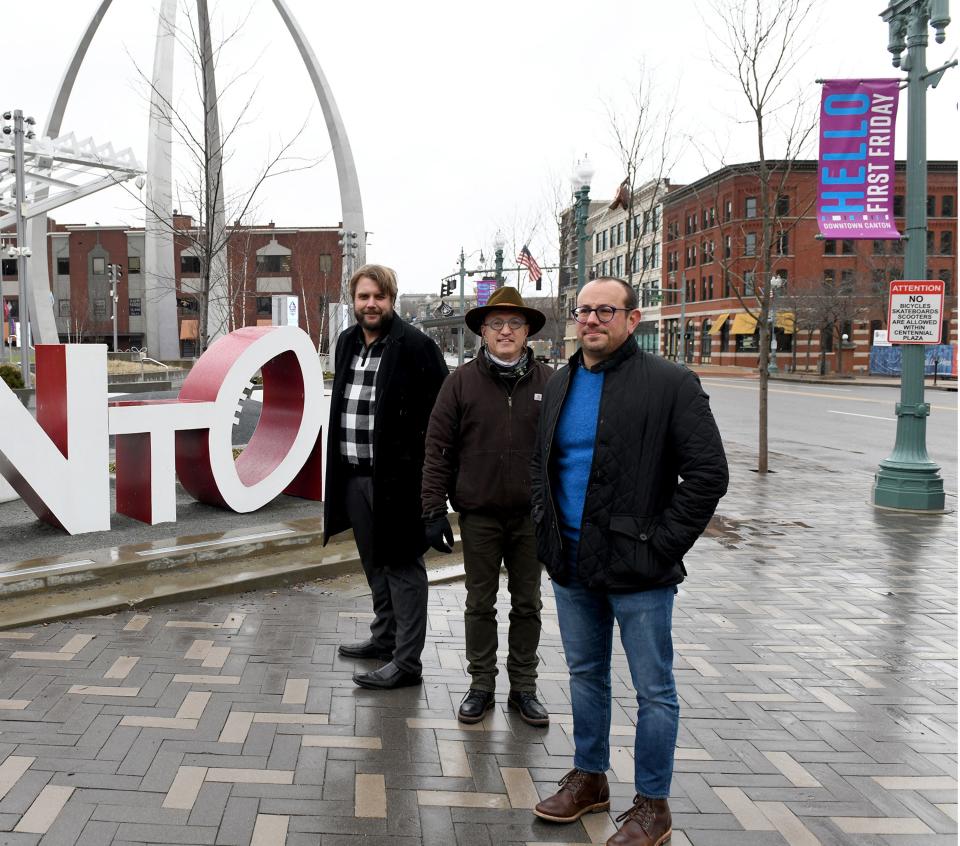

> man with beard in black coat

[{"left": 323, "top": 264, "right": 448, "bottom": 690}]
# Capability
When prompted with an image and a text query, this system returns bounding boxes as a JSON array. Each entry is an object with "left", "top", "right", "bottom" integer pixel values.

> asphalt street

[{"left": 702, "top": 377, "right": 959, "bottom": 499}]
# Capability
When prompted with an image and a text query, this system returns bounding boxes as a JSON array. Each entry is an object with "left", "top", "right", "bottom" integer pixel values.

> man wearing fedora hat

[{"left": 422, "top": 286, "right": 554, "bottom": 725}]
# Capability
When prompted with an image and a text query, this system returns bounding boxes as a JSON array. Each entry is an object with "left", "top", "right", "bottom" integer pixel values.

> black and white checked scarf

[{"left": 339, "top": 337, "right": 385, "bottom": 469}]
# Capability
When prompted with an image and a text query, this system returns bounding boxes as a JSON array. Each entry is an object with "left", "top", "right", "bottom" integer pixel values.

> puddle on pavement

[{"left": 704, "top": 514, "right": 812, "bottom": 550}]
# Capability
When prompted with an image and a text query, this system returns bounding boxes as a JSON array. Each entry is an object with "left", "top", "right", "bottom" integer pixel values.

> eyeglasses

[
  {"left": 483, "top": 317, "right": 527, "bottom": 331},
  {"left": 571, "top": 305, "right": 631, "bottom": 324}
]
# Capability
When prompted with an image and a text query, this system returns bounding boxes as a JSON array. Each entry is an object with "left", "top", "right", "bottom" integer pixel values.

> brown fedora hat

[{"left": 464, "top": 286, "right": 546, "bottom": 336}]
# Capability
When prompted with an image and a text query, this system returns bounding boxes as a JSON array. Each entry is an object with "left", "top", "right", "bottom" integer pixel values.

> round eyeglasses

[
  {"left": 571, "top": 305, "right": 631, "bottom": 324},
  {"left": 483, "top": 317, "right": 527, "bottom": 331}
]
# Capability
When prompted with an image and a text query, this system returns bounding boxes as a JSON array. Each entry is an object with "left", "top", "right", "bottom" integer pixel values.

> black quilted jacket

[{"left": 530, "top": 341, "right": 728, "bottom": 592}]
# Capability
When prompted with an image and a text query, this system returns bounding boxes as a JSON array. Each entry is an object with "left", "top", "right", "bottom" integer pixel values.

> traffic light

[{"left": 439, "top": 281, "right": 448, "bottom": 297}]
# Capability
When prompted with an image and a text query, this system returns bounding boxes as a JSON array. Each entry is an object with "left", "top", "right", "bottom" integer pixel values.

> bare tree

[
  {"left": 605, "top": 66, "right": 677, "bottom": 296},
  {"left": 129, "top": 1, "right": 321, "bottom": 355},
  {"left": 706, "top": 0, "right": 818, "bottom": 473}
]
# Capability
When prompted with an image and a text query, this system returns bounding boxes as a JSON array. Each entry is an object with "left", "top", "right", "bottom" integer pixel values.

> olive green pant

[{"left": 459, "top": 510, "right": 542, "bottom": 693}]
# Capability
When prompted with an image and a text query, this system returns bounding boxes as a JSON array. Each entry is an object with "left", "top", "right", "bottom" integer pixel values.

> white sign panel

[
  {"left": 873, "top": 329, "right": 890, "bottom": 347},
  {"left": 887, "top": 280, "right": 945, "bottom": 344}
]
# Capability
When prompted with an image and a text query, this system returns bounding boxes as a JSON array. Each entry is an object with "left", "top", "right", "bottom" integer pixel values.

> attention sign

[{"left": 887, "top": 280, "right": 945, "bottom": 344}]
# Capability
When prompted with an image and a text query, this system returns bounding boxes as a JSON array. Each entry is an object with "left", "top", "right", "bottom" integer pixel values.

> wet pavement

[{"left": 0, "top": 442, "right": 955, "bottom": 845}]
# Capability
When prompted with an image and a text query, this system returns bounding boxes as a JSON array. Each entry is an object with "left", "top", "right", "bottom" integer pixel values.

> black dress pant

[{"left": 344, "top": 475, "right": 428, "bottom": 675}]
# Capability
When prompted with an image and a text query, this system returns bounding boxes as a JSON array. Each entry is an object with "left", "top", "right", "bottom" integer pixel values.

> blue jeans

[{"left": 553, "top": 577, "right": 678, "bottom": 798}]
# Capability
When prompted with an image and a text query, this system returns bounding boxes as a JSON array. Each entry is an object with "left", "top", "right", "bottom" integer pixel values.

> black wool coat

[
  {"left": 530, "top": 341, "right": 728, "bottom": 592},
  {"left": 322, "top": 315, "right": 448, "bottom": 566}
]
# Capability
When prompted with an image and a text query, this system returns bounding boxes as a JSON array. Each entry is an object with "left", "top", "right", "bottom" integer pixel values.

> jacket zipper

[{"left": 543, "top": 368, "right": 570, "bottom": 554}]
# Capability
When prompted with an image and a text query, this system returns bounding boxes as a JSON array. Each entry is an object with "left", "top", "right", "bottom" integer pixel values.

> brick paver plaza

[{"left": 0, "top": 443, "right": 955, "bottom": 845}]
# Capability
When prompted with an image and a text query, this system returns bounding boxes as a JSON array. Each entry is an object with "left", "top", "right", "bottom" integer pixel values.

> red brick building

[
  {"left": 2, "top": 216, "right": 343, "bottom": 356},
  {"left": 659, "top": 160, "right": 957, "bottom": 373}
]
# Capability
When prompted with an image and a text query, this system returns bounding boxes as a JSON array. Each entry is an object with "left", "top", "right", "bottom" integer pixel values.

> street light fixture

[
  {"left": 767, "top": 274, "right": 785, "bottom": 374},
  {"left": 872, "top": 0, "right": 952, "bottom": 512},
  {"left": 493, "top": 230, "right": 506, "bottom": 283},
  {"left": 571, "top": 155, "right": 595, "bottom": 293}
]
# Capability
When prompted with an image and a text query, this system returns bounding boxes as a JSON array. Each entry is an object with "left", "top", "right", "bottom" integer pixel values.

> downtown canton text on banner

[
  {"left": 818, "top": 79, "right": 900, "bottom": 240},
  {"left": 475, "top": 279, "right": 497, "bottom": 307}
]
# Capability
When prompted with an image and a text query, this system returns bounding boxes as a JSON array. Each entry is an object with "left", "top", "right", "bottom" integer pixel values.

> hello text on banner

[{"left": 817, "top": 79, "right": 900, "bottom": 240}]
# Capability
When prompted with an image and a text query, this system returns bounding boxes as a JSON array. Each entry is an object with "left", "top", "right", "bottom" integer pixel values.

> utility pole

[
  {"left": 458, "top": 249, "right": 466, "bottom": 366},
  {"left": 872, "top": 0, "right": 952, "bottom": 511},
  {"left": 3, "top": 110, "right": 36, "bottom": 387}
]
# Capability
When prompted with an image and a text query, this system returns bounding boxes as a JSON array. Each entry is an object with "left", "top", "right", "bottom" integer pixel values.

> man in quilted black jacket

[{"left": 530, "top": 278, "right": 728, "bottom": 846}]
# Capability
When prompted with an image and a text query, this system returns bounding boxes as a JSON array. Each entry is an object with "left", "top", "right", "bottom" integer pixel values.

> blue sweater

[{"left": 553, "top": 365, "right": 604, "bottom": 550}]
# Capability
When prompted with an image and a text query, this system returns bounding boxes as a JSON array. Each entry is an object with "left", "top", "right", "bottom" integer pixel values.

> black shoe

[
  {"left": 508, "top": 690, "right": 549, "bottom": 726},
  {"left": 338, "top": 638, "right": 394, "bottom": 661},
  {"left": 458, "top": 689, "right": 495, "bottom": 724},
  {"left": 352, "top": 662, "right": 422, "bottom": 690}
]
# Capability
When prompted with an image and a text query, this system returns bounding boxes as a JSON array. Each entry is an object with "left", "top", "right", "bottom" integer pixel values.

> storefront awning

[
  {"left": 708, "top": 314, "right": 729, "bottom": 335},
  {"left": 775, "top": 312, "right": 795, "bottom": 334},
  {"left": 729, "top": 313, "right": 758, "bottom": 335},
  {"left": 179, "top": 319, "right": 199, "bottom": 340}
]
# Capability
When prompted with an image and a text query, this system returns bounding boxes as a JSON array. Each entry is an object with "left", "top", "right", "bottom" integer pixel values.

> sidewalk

[
  {"left": 688, "top": 362, "right": 958, "bottom": 391},
  {"left": 0, "top": 441, "right": 954, "bottom": 845}
]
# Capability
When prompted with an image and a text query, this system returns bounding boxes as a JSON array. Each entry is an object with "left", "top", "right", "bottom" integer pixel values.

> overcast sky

[{"left": 5, "top": 0, "right": 958, "bottom": 296}]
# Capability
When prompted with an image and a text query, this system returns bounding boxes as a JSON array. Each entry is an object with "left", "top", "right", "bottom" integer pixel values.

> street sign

[
  {"left": 873, "top": 329, "right": 890, "bottom": 347},
  {"left": 887, "top": 280, "right": 944, "bottom": 344}
]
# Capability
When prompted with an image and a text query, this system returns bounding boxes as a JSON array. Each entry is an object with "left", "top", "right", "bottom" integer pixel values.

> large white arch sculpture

[{"left": 28, "top": 0, "right": 365, "bottom": 358}]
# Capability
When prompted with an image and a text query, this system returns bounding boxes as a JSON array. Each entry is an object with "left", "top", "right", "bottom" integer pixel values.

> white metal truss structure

[
  {"left": 29, "top": 0, "right": 366, "bottom": 358},
  {"left": 0, "top": 132, "right": 142, "bottom": 231}
]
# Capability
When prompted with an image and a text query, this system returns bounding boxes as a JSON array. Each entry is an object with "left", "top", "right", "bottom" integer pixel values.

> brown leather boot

[
  {"left": 606, "top": 795, "right": 672, "bottom": 845},
  {"left": 533, "top": 768, "right": 609, "bottom": 823}
]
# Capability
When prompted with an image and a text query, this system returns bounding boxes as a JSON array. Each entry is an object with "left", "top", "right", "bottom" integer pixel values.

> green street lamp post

[
  {"left": 872, "top": 0, "right": 951, "bottom": 511},
  {"left": 493, "top": 230, "right": 505, "bottom": 284},
  {"left": 571, "top": 156, "right": 596, "bottom": 293},
  {"left": 767, "top": 274, "right": 785, "bottom": 375}
]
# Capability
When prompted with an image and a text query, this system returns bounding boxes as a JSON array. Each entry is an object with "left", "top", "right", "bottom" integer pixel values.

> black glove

[{"left": 424, "top": 514, "right": 454, "bottom": 553}]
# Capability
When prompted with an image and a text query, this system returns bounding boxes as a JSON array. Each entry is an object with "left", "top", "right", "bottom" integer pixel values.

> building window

[
  {"left": 128, "top": 298, "right": 142, "bottom": 316},
  {"left": 256, "top": 297, "right": 272, "bottom": 316},
  {"left": 616, "top": 255, "right": 624, "bottom": 276},
  {"left": 58, "top": 299, "right": 70, "bottom": 318},
  {"left": 745, "top": 197, "right": 757, "bottom": 219},
  {"left": 1, "top": 259, "right": 16, "bottom": 277},
  {"left": 602, "top": 260, "right": 608, "bottom": 275},
  {"left": 745, "top": 233, "right": 757, "bottom": 256},
  {"left": 724, "top": 199, "right": 732, "bottom": 222},
  {"left": 256, "top": 254, "right": 291, "bottom": 273},
  {"left": 824, "top": 268, "right": 836, "bottom": 285},
  {"left": 939, "top": 269, "right": 952, "bottom": 297},
  {"left": 707, "top": 275, "right": 714, "bottom": 299},
  {"left": 319, "top": 253, "right": 333, "bottom": 273},
  {"left": 893, "top": 195, "right": 904, "bottom": 216},
  {"left": 180, "top": 255, "right": 202, "bottom": 274},
  {"left": 56, "top": 257, "right": 70, "bottom": 275},
  {"left": 177, "top": 295, "right": 198, "bottom": 312},
  {"left": 840, "top": 270, "right": 854, "bottom": 293},
  {"left": 724, "top": 272, "right": 731, "bottom": 298},
  {"left": 651, "top": 243, "right": 660, "bottom": 268},
  {"left": 595, "top": 233, "right": 601, "bottom": 253},
  {"left": 940, "top": 231, "right": 953, "bottom": 255},
  {"left": 824, "top": 239, "right": 837, "bottom": 255},
  {"left": 927, "top": 195, "right": 936, "bottom": 216},
  {"left": 744, "top": 271, "right": 756, "bottom": 295},
  {"left": 94, "top": 299, "right": 106, "bottom": 317},
  {"left": 724, "top": 235, "right": 731, "bottom": 259},
  {"left": 128, "top": 256, "right": 142, "bottom": 273},
  {"left": 927, "top": 231, "right": 935, "bottom": 252},
  {"left": 720, "top": 319, "right": 730, "bottom": 352},
  {"left": 892, "top": 238, "right": 905, "bottom": 255},
  {"left": 617, "top": 222, "right": 624, "bottom": 245},
  {"left": 736, "top": 329, "right": 759, "bottom": 353},
  {"left": 872, "top": 240, "right": 886, "bottom": 256},
  {"left": 92, "top": 257, "right": 106, "bottom": 275},
  {"left": 841, "top": 239, "right": 855, "bottom": 255},
  {"left": 602, "top": 230, "right": 608, "bottom": 251},
  {"left": 775, "top": 233, "right": 789, "bottom": 255},
  {"left": 943, "top": 195, "right": 955, "bottom": 217},
  {"left": 776, "top": 194, "right": 790, "bottom": 216}
]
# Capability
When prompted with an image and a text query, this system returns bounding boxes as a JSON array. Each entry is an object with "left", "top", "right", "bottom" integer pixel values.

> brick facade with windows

[
  {"left": 659, "top": 160, "right": 957, "bottom": 373},
  {"left": 8, "top": 215, "right": 343, "bottom": 355}
]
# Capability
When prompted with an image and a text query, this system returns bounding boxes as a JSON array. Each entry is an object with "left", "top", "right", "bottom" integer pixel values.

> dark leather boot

[
  {"left": 606, "top": 795, "right": 672, "bottom": 846},
  {"left": 458, "top": 689, "right": 495, "bottom": 724},
  {"left": 533, "top": 768, "right": 609, "bottom": 823}
]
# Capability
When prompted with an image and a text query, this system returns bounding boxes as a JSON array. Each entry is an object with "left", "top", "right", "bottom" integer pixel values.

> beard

[{"left": 355, "top": 307, "right": 392, "bottom": 333}]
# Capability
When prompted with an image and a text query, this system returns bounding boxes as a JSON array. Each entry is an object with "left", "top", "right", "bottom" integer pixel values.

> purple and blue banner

[
  {"left": 475, "top": 278, "right": 497, "bottom": 307},
  {"left": 817, "top": 79, "right": 900, "bottom": 240}
]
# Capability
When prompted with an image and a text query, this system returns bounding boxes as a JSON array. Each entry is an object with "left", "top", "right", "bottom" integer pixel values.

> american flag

[{"left": 517, "top": 245, "right": 542, "bottom": 289}]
